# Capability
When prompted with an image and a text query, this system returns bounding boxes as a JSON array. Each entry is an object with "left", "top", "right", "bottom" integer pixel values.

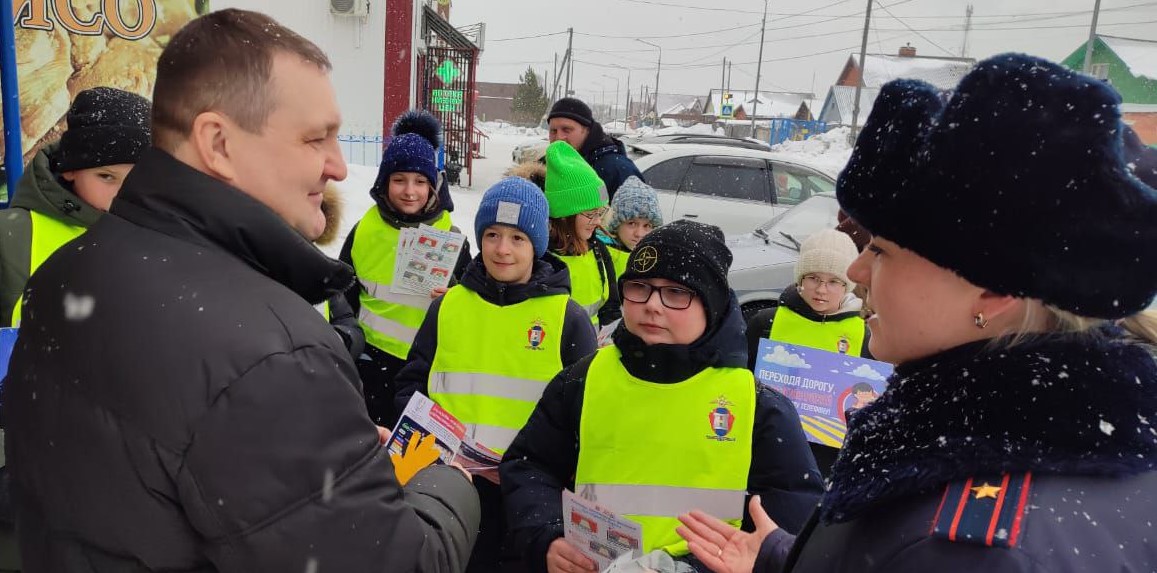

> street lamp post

[
  {"left": 602, "top": 74, "right": 620, "bottom": 129},
  {"left": 636, "top": 39, "right": 662, "bottom": 123}
]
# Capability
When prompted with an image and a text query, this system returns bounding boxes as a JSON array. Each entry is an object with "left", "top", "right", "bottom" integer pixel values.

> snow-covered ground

[{"left": 770, "top": 126, "right": 853, "bottom": 176}]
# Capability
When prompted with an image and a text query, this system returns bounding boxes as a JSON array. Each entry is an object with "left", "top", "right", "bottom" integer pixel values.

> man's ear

[{"left": 188, "top": 111, "right": 239, "bottom": 183}]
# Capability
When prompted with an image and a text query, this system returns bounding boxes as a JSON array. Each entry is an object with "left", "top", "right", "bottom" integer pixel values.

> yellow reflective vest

[
  {"left": 428, "top": 285, "right": 570, "bottom": 453},
  {"left": 350, "top": 209, "right": 453, "bottom": 359},
  {"left": 608, "top": 246, "right": 631, "bottom": 278},
  {"left": 576, "top": 346, "right": 755, "bottom": 556},
  {"left": 10, "top": 211, "right": 87, "bottom": 326},
  {"left": 768, "top": 306, "right": 866, "bottom": 356},
  {"left": 556, "top": 250, "right": 609, "bottom": 324}
]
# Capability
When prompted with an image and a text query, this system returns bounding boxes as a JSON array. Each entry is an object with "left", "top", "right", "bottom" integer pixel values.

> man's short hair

[{"left": 152, "top": 9, "right": 332, "bottom": 151}]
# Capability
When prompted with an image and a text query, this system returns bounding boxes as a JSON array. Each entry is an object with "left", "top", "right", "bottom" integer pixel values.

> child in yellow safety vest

[
  {"left": 394, "top": 176, "right": 597, "bottom": 573},
  {"left": 337, "top": 110, "right": 471, "bottom": 426},
  {"left": 500, "top": 220, "right": 823, "bottom": 573},
  {"left": 543, "top": 140, "right": 621, "bottom": 328},
  {"left": 600, "top": 175, "right": 663, "bottom": 277},
  {"left": 744, "top": 228, "right": 872, "bottom": 477}
]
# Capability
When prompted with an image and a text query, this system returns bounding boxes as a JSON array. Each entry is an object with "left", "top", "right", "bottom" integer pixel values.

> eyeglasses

[
  {"left": 622, "top": 280, "right": 697, "bottom": 310},
  {"left": 801, "top": 274, "right": 848, "bottom": 291},
  {"left": 579, "top": 207, "right": 608, "bottom": 221}
]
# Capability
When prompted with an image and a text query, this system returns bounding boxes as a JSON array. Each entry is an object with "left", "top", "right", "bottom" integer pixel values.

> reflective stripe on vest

[
  {"left": 350, "top": 209, "right": 453, "bottom": 359},
  {"left": 11, "top": 211, "right": 87, "bottom": 326},
  {"left": 556, "top": 251, "right": 608, "bottom": 324},
  {"left": 428, "top": 285, "right": 569, "bottom": 453},
  {"left": 768, "top": 306, "right": 866, "bottom": 356},
  {"left": 576, "top": 346, "right": 755, "bottom": 556}
]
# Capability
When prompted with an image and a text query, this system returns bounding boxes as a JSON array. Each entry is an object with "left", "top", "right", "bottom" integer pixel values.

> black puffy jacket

[{"left": 3, "top": 149, "right": 480, "bottom": 572}]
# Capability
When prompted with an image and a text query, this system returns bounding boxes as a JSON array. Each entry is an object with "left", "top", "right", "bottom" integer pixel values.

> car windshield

[{"left": 756, "top": 194, "right": 840, "bottom": 250}]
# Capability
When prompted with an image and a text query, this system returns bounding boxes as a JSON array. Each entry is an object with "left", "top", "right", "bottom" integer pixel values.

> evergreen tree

[{"left": 512, "top": 67, "right": 549, "bottom": 126}]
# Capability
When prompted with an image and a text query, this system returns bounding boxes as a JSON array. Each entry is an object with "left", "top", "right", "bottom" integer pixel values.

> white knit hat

[{"left": 795, "top": 229, "right": 859, "bottom": 288}]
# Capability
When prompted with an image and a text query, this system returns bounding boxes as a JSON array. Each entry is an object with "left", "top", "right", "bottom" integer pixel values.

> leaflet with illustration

[
  {"left": 595, "top": 318, "right": 620, "bottom": 348},
  {"left": 386, "top": 392, "right": 466, "bottom": 467},
  {"left": 753, "top": 339, "right": 893, "bottom": 447},
  {"left": 562, "top": 489, "right": 643, "bottom": 571},
  {"left": 392, "top": 224, "right": 465, "bottom": 295},
  {"left": 453, "top": 437, "right": 503, "bottom": 484}
]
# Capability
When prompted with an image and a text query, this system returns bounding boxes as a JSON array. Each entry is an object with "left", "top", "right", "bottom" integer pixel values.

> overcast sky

[{"left": 449, "top": 0, "right": 1157, "bottom": 107}]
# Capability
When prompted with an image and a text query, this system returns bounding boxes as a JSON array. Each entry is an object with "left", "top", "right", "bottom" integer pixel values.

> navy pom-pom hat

[
  {"left": 377, "top": 110, "right": 441, "bottom": 188},
  {"left": 837, "top": 53, "right": 1157, "bottom": 319}
]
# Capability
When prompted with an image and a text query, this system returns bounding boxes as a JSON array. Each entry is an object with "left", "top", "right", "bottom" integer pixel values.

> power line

[
  {"left": 488, "top": 31, "right": 569, "bottom": 42},
  {"left": 577, "top": 23, "right": 761, "bottom": 39},
  {"left": 875, "top": 0, "right": 956, "bottom": 56}
]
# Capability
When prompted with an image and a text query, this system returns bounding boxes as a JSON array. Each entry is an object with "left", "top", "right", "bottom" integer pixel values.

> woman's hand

[
  {"left": 676, "top": 496, "right": 778, "bottom": 573},
  {"left": 546, "top": 537, "right": 598, "bottom": 573}
]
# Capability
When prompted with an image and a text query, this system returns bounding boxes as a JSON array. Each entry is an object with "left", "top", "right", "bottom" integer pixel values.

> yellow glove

[{"left": 389, "top": 432, "right": 442, "bottom": 485}]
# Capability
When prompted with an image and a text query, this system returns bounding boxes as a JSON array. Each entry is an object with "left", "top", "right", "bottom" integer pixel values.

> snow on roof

[
  {"left": 705, "top": 89, "right": 814, "bottom": 118},
  {"left": 853, "top": 54, "right": 975, "bottom": 90},
  {"left": 821, "top": 85, "right": 880, "bottom": 126},
  {"left": 1100, "top": 35, "right": 1157, "bottom": 81},
  {"left": 657, "top": 94, "right": 703, "bottom": 116}
]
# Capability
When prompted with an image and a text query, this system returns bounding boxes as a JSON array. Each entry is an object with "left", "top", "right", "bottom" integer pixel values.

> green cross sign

[{"left": 435, "top": 60, "right": 460, "bottom": 85}]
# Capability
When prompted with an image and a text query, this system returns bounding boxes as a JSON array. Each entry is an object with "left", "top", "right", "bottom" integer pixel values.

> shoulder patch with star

[{"left": 929, "top": 472, "right": 1034, "bottom": 548}]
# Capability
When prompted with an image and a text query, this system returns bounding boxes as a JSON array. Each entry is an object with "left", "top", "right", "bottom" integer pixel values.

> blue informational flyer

[{"left": 753, "top": 339, "right": 893, "bottom": 447}]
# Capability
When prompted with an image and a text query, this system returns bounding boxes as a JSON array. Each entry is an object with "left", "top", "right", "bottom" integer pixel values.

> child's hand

[
  {"left": 430, "top": 287, "right": 449, "bottom": 299},
  {"left": 389, "top": 432, "right": 441, "bottom": 485}
]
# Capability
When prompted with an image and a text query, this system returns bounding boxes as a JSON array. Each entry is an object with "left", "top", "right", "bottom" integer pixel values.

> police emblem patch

[
  {"left": 633, "top": 246, "right": 659, "bottom": 272},
  {"left": 707, "top": 395, "right": 737, "bottom": 442},
  {"left": 526, "top": 320, "right": 547, "bottom": 350}
]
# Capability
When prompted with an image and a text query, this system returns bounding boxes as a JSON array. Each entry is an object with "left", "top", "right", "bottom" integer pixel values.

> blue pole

[{"left": 0, "top": 0, "right": 22, "bottom": 206}]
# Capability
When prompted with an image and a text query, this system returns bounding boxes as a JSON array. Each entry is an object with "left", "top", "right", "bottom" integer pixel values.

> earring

[{"left": 974, "top": 312, "right": 989, "bottom": 329}]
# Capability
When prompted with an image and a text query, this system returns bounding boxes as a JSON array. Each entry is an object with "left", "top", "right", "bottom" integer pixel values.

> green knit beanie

[{"left": 544, "top": 140, "right": 608, "bottom": 218}]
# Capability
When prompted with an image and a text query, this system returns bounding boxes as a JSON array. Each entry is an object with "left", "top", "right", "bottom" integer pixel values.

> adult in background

[
  {"left": 3, "top": 9, "right": 478, "bottom": 571},
  {"left": 677, "top": 53, "right": 1157, "bottom": 573},
  {"left": 548, "top": 97, "right": 643, "bottom": 199}
]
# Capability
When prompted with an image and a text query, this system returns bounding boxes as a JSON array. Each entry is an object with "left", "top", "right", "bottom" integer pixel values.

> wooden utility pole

[{"left": 849, "top": 0, "right": 873, "bottom": 142}]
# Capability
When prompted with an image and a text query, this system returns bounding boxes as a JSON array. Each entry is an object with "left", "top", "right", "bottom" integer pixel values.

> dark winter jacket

[
  {"left": 2, "top": 149, "right": 481, "bottom": 572},
  {"left": 756, "top": 330, "right": 1157, "bottom": 573},
  {"left": 0, "top": 145, "right": 103, "bottom": 327},
  {"left": 500, "top": 296, "right": 824, "bottom": 573},
  {"left": 393, "top": 252, "right": 598, "bottom": 412},
  {"left": 578, "top": 123, "right": 644, "bottom": 200}
]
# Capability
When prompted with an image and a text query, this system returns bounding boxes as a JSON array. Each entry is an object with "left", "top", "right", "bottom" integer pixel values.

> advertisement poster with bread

[{"left": 1, "top": 0, "right": 211, "bottom": 201}]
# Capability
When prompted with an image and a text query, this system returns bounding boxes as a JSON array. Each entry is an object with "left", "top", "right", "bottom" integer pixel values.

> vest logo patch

[
  {"left": 526, "top": 320, "right": 547, "bottom": 350},
  {"left": 632, "top": 246, "right": 659, "bottom": 272},
  {"left": 707, "top": 395, "right": 737, "bottom": 442},
  {"left": 837, "top": 335, "right": 850, "bottom": 355}
]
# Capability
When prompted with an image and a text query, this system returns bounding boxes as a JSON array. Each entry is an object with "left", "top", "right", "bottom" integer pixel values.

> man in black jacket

[
  {"left": 547, "top": 98, "right": 644, "bottom": 200},
  {"left": 2, "top": 9, "right": 479, "bottom": 572}
]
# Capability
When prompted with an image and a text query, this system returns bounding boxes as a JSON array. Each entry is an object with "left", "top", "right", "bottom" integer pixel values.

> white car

[
  {"left": 512, "top": 138, "right": 549, "bottom": 163},
  {"left": 632, "top": 144, "right": 839, "bottom": 235},
  {"left": 727, "top": 193, "right": 842, "bottom": 319}
]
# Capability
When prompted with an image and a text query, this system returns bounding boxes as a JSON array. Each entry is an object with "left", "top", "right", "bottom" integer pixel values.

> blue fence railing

[
  {"left": 768, "top": 119, "right": 828, "bottom": 146},
  {"left": 338, "top": 133, "right": 385, "bottom": 167}
]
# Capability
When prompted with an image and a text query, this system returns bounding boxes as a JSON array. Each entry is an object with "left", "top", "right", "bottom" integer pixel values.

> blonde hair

[{"left": 1000, "top": 301, "right": 1157, "bottom": 348}]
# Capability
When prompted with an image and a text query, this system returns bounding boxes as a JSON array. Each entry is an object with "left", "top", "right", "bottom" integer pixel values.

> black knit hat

[
  {"left": 548, "top": 97, "right": 594, "bottom": 128},
  {"left": 837, "top": 53, "right": 1157, "bottom": 319},
  {"left": 56, "top": 87, "right": 151, "bottom": 173},
  {"left": 619, "top": 220, "right": 734, "bottom": 328},
  {"left": 1123, "top": 125, "right": 1157, "bottom": 189}
]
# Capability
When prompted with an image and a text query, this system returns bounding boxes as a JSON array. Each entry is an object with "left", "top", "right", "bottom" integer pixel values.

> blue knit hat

[
  {"left": 475, "top": 177, "right": 551, "bottom": 258},
  {"left": 377, "top": 111, "right": 441, "bottom": 186},
  {"left": 607, "top": 176, "right": 663, "bottom": 237}
]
